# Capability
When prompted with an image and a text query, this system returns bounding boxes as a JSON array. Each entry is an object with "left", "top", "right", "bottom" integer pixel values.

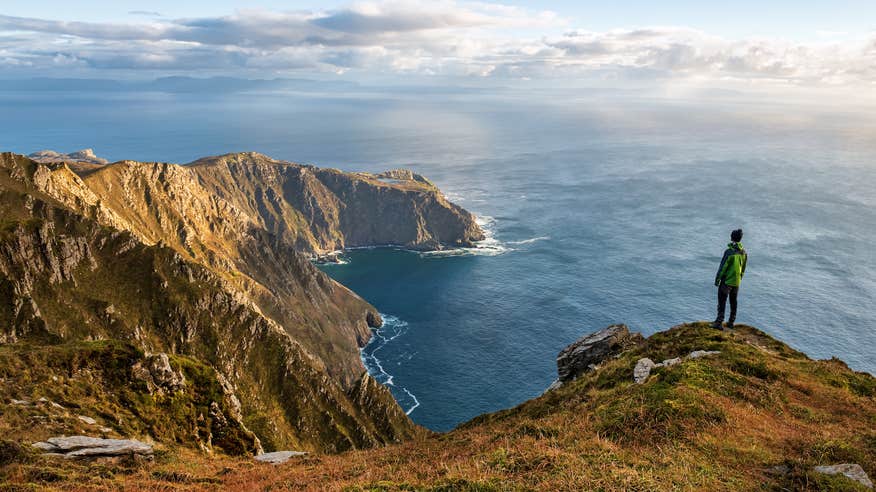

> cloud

[
  {"left": 129, "top": 11, "right": 163, "bottom": 17},
  {"left": 0, "top": 2, "right": 873, "bottom": 90}
]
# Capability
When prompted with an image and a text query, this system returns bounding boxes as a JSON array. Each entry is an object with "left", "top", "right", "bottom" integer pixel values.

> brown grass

[{"left": 3, "top": 323, "right": 874, "bottom": 491}]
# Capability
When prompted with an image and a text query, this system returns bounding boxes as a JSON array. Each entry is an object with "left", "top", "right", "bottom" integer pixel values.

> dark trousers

[{"left": 716, "top": 283, "right": 739, "bottom": 323}]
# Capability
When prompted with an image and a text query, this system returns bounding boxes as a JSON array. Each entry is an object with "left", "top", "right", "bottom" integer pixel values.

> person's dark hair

[{"left": 731, "top": 228, "right": 743, "bottom": 242}]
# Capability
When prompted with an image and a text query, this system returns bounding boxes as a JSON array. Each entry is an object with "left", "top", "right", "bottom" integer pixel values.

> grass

[
  {"left": 0, "top": 340, "right": 259, "bottom": 457},
  {"left": 2, "top": 322, "right": 872, "bottom": 491}
]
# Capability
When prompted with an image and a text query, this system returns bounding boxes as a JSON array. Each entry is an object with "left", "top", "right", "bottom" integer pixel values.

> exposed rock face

[
  {"left": 24, "top": 151, "right": 482, "bottom": 387},
  {"left": 33, "top": 436, "right": 153, "bottom": 459},
  {"left": 132, "top": 353, "right": 187, "bottom": 394},
  {"left": 813, "top": 464, "right": 873, "bottom": 489},
  {"left": 375, "top": 169, "right": 434, "bottom": 186},
  {"left": 556, "top": 324, "right": 643, "bottom": 382},
  {"left": 188, "top": 153, "right": 485, "bottom": 252},
  {"left": 0, "top": 152, "right": 429, "bottom": 453}
]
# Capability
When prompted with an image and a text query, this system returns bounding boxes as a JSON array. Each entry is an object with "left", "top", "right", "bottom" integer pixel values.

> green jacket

[{"left": 715, "top": 242, "right": 747, "bottom": 287}]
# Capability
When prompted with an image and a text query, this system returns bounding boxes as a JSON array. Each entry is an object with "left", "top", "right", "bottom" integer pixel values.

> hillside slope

[
  {"left": 0, "top": 151, "right": 467, "bottom": 454},
  {"left": 14, "top": 323, "right": 868, "bottom": 491},
  {"left": 26, "top": 151, "right": 484, "bottom": 387}
]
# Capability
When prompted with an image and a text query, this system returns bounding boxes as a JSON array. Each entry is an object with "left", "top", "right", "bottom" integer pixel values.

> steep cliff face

[
  {"left": 0, "top": 152, "right": 430, "bottom": 453},
  {"left": 188, "top": 152, "right": 485, "bottom": 252},
  {"left": 25, "top": 151, "right": 483, "bottom": 386}
]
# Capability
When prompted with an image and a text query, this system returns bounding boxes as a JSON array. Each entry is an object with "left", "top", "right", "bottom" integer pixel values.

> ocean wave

[
  {"left": 420, "top": 214, "right": 512, "bottom": 258},
  {"left": 360, "top": 314, "right": 421, "bottom": 415},
  {"left": 507, "top": 236, "right": 550, "bottom": 245},
  {"left": 401, "top": 388, "right": 420, "bottom": 415}
]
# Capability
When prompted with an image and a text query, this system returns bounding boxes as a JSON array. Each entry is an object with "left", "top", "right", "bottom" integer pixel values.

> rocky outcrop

[
  {"left": 813, "top": 464, "right": 873, "bottom": 489},
  {"left": 555, "top": 324, "right": 643, "bottom": 383},
  {"left": 132, "top": 353, "right": 187, "bottom": 394},
  {"left": 33, "top": 436, "right": 153, "bottom": 460},
  {"left": 375, "top": 169, "right": 434, "bottom": 186}
]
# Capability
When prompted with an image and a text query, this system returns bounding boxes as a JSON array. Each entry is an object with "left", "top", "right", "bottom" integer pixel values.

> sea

[{"left": 2, "top": 87, "right": 874, "bottom": 431}]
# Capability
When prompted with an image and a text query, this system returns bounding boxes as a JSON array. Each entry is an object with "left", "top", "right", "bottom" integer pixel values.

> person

[{"left": 712, "top": 229, "right": 747, "bottom": 330}]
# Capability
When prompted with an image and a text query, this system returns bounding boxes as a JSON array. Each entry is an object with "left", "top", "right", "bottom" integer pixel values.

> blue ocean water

[{"left": 2, "top": 89, "right": 874, "bottom": 431}]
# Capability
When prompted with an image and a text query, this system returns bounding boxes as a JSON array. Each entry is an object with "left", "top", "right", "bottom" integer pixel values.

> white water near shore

[{"left": 360, "top": 314, "right": 421, "bottom": 415}]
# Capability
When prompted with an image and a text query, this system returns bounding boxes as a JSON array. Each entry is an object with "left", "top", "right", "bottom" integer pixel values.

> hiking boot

[
  {"left": 711, "top": 321, "right": 724, "bottom": 330},
  {"left": 726, "top": 321, "right": 735, "bottom": 330}
]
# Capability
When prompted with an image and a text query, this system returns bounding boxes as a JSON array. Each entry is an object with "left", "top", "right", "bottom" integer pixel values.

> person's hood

[{"left": 728, "top": 242, "right": 744, "bottom": 251}]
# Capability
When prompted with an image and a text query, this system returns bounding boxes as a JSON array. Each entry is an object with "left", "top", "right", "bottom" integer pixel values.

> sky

[{"left": 1, "top": 0, "right": 874, "bottom": 93}]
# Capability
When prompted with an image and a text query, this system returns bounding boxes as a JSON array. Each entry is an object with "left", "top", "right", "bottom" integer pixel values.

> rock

[
  {"left": 32, "top": 436, "right": 153, "bottom": 460},
  {"left": 660, "top": 357, "right": 682, "bottom": 367},
  {"left": 544, "top": 379, "right": 563, "bottom": 393},
  {"left": 10, "top": 398, "right": 31, "bottom": 406},
  {"left": 254, "top": 451, "right": 308, "bottom": 464},
  {"left": 634, "top": 358, "right": 657, "bottom": 384},
  {"left": 36, "top": 397, "right": 64, "bottom": 410},
  {"left": 366, "top": 310, "right": 383, "bottom": 328},
  {"left": 132, "top": 353, "right": 186, "bottom": 394},
  {"left": 32, "top": 442, "right": 60, "bottom": 452},
  {"left": 557, "top": 325, "right": 643, "bottom": 382},
  {"left": 688, "top": 350, "right": 721, "bottom": 359},
  {"left": 813, "top": 464, "right": 873, "bottom": 489},
  {"left": 634, "top": 350, "right": 723, "bottom": 384},
  {"left": 78, "top": 415, "right": 97, "bottom": 425},
  {"left": 314, "top": 252, "right": 342, "bottom": 264}
]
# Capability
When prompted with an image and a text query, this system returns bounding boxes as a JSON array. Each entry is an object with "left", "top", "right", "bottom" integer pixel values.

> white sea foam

[
  {"left": 507, "top": 236, "right": 550, "bottom": 245},
  {"left": 401, "top": 388, "right": 420, "bottom": 415},
  {"left": 310, "top": 250, "right": 351, "bottom": 266},
  {"left": 419, "top": 214, "right": 511, "bottom": 258},
  {"left": 360, "top": 314, "right": 421, "bottom": 415}
]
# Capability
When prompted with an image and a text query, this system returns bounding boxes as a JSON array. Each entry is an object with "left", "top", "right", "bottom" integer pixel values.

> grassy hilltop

[{"left": 3, "top": 323, "right": 873, "bottom": 491}]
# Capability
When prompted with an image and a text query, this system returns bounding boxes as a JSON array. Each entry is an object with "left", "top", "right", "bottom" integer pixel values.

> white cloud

[{"left": 0, "top": 2, "right": 873, "bottom": 90}]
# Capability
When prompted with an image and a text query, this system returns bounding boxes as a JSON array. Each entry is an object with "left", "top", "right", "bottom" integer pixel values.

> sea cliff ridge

[
  {"left": 0, "top": 149, "right": 483, "bottom": 457},
  {"left": 1, "top": 150, "right": 873, "bottom": 491}
]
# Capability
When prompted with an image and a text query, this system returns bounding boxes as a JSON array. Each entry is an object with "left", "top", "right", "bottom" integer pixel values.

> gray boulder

[
  {"left": 254, "top": 450, "right": 308, "bottom": 464},
  {"left": 634, "top": 358, "right": 657, "bottom": 384},
  {"left": 32, "top": 436, "right": 153, "bottom": 459},
  {"left": 556, "top": 324, "right": 643, "bottom": 382},
  {"left": 813, "top": 464, "right": 873, "bottom": 489}
]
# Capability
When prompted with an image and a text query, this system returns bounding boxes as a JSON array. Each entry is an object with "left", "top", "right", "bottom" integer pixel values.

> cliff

[
  {"left": 187, "top": 152, "right": 484, "bottom": 252},
  {"left": 0, "top": 150, "right": 484, "bottom": 455},
  {"left": 20, "top": 151, "right": 483, "bottom": 386},
  {"left": 29, "top": 322, "right": 866, "bottom": 491}
]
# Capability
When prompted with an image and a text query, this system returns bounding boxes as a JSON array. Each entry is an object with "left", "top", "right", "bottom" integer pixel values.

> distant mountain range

[{"left": 0, "top": 76, "right": 361, "bottom": 93}]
